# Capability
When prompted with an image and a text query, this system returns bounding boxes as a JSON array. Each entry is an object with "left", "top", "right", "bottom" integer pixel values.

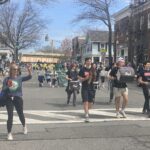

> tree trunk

[
  {"left": 108, "top": 24, "right": 112, "bottom": 66},
  {"left": 106, "top": 5, "right": 112, "bottom": 67},
  {"left": 14, "top": 49, "right": 19, "bottom": 62}
]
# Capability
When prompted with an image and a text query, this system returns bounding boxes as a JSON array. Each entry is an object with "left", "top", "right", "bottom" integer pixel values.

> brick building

[{"left": 113, "top": 0, "right": 150, "bottom": 66}]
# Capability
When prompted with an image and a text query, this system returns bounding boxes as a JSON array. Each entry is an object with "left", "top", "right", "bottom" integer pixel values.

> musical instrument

[{"left": 118, "top": 67, "right": 135, "bottom": 82}]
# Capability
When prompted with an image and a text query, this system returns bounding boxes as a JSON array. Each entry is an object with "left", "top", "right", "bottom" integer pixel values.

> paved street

[{"left": 0, "top": 73, "right": 150, "bottom": 150}]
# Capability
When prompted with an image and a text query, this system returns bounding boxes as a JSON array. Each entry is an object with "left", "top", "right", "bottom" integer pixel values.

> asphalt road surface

[{"left": 0, "top": 72, "right": 150, "bottom": 150}]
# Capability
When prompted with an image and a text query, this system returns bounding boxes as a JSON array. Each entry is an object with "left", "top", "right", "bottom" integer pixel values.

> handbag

[{"left": 0, "top": 92, "right": 8, "bottom": 107}]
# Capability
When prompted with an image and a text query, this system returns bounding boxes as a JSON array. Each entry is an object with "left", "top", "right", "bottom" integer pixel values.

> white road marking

[{"left": 0, "top": 108, "right": 149, "bottom": 125}]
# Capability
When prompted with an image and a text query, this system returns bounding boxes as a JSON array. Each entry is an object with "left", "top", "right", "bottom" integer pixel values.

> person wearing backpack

[{"left": 109, "top": 57, "right": 128, "bottom": 118}]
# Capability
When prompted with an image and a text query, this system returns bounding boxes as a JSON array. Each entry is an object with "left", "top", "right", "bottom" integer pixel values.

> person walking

[
  {"left": 78, "top": 58, "right": 95, "bottom": 122},
  {"left": 65, "top": 63, "right": 79, "bottom": 106},
  {"left": 2, "top": 63, "right": 32, "bottom": 140},
  {"left": 37, "top": 68, "right": 45, "bottom": 87},
  {"left": 138, "top": 61, "right": 150, "bottom": 116},
  {"left": 107, "top": 62, "right": 117, "bottom": 103},
  {"left": 109, "top": 57, "right": 128, "bottom": 118},
  {"left": 100, "top": 66, "right": 107, "bottom": 88},
  {"left": 91, "top": 63, "right": 99, "bottom": 104}
]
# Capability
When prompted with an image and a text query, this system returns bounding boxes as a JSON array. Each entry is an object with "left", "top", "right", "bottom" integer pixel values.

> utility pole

[{"left": 51, "top": 40, "right": 54, "bottom": 54}]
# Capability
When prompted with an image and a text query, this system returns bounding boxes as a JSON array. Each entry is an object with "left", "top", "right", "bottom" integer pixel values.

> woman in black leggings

[{"left": 2, "top": 63, "right": 32, "bottom": 140}]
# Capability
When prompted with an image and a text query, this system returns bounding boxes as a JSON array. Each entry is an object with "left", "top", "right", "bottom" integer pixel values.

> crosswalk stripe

[
  {"left": 26, "top": 112, "right": 80, "bottom": 120},
  {"left": 0, "top": 108, "right": 149, "bottom": 125}
]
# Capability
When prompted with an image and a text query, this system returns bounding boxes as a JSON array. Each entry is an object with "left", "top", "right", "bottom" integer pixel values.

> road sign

[{"left": 100, "top": 49, "right": 107, "bottom": 53}]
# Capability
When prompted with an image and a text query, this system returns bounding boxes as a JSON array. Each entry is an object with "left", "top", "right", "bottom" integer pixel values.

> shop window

[{"left": 121, "top": 49, "right": 124, "bottom": 57}]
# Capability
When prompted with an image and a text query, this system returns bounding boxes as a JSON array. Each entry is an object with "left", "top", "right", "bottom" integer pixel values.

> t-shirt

[
  {"left": 78, "top": 67, "right": 92, "bottom": 88},
  {"left": 109, "top": 67, "right": 127, "bottom": 88},
  {"left": 45, "top": 71, "right": 51, "bottom": 80},
  {"left": 66, "top": 70, "right": 78, "bottom": 81},
  {"left": 2, "top": 75, "right": 32, "bottom": 97},
  {"left": 139, "top": 69, "right": 150, "bottom": 82}
]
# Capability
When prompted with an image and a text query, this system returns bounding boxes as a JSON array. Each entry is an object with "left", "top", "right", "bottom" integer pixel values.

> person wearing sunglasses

[{"left": 2, "top": 63, "right": 32, "bottom": 140}]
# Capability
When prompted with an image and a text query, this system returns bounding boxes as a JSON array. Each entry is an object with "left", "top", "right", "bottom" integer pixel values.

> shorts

[
  {"left": 46, "top": 79, "right": 51, "bottom": 83},
  {"left": 114, "top": 87, "right": 128, "bottom": 97},
  {"left": 81, "top": 87, "right": 94, "bottom": 103}
]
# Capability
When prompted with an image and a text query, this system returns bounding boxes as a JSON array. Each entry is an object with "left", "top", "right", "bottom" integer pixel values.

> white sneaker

[
  {"left": 7, "top": 133, "right": 13, "bottom": 140},
  {"left": 116, "top": 112, "right": 120, "bottom": 118},
  {"left": 120, "top": 110, "right": 127, "bottom": 118},
  {"left": 23, "top": 126, "right": 28, "bottom": 134},
  {"left": 85, "top": 114, "right": 90, "bottom": 122}
]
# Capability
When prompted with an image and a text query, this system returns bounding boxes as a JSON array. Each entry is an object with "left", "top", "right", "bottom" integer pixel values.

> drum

[
  {"left": 119, "top": 67, "right": 135, "bottom": 82},
  {"left": 69, "top": 81, "right": 80, "bottom": 91}
]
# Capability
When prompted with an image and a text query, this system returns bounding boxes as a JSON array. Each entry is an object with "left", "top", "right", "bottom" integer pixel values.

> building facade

[
  {"left": 0, "top": 40, "right": 13, "bottom": 62},
  {"left": 72, "top": 36, "right": 86, "bottom": 63},
  {"left": 72, "top": 30, "right": 114, "bottom": 65},
  {"left": 20, "top": 52, "right": 65, "bottom": 64},
  {"left": 83, "top": 30, "right": 114, "bottom": 65},
  {"left": 113, "top": 0, "right": 150, "bottom": 66}
]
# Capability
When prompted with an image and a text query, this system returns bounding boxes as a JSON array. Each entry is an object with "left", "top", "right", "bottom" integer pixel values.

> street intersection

[{"left": 0, "top": 74, "right": 150, "bottom": 150}]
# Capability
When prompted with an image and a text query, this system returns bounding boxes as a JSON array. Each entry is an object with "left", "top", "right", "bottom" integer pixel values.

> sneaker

[
  {"left": 23, "top": 126, "right": 28, "bottom": 134},
  {"left": 142, "top": 110, "right": 148, "bottom": 114},
  {"left": 7, "top": 133, "right": 13, "bottom": 140},
  {"left": 116, "top": 112, "right": 120, "bottom": 118},
  {"left": 120, "top": 110, "right": 127, "bottom": 118},
  {"left": 85, "top": 114, "right": 90, "bottom": 122}
]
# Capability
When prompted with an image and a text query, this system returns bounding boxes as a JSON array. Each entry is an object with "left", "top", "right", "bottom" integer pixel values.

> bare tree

[
  {"left": 34, "top": 0, "right": 58, "bottom": 5},
  {"left": 0, "top": 0, "right": 9, "bottom": 4},
  {"left": 0, "top": 1, "right": 45, "bottom": 61},
  {"left": 73, "top": 0, "right": 113, "bottom": 65}
]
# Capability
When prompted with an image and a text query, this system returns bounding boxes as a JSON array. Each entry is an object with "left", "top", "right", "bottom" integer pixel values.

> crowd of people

[
  {"left": 0, "top": 58, "right": 150, "bottom": 140},
  {"left": 65, "top": 58, "right": 150, "bottom": 122}
]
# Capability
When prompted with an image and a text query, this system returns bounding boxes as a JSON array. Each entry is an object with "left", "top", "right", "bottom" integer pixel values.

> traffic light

[{"left": 45, "top": 34, "right": 49, "bottom": 41}]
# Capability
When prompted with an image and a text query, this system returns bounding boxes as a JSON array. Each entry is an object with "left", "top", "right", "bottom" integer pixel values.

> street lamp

[
  {"left": 45, "top": 34, "right": 62, "bottom": 54},
  {"left": 0, "top": 0, "right": 9, "bottom": 4}
]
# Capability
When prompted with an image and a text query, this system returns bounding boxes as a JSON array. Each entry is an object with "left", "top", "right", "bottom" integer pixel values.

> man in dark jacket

[{"left": 109, "top": 57, "right": 128, "bottom": 118}]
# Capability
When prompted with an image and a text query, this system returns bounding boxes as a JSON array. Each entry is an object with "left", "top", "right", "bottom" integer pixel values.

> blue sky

[
  {"left": 13, "top": 0, "right": 130, "bottom": 50},
  {"left": 40, "top": 0, "right": 130, "bottom": 47}
]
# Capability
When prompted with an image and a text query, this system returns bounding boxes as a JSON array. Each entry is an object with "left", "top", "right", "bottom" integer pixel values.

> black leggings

[
  {"left": 6, "top": 96, "right": 25, "bottom": 133},
  {"left": 142, "top": 86, "right": 150, "bottom": 112}
]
